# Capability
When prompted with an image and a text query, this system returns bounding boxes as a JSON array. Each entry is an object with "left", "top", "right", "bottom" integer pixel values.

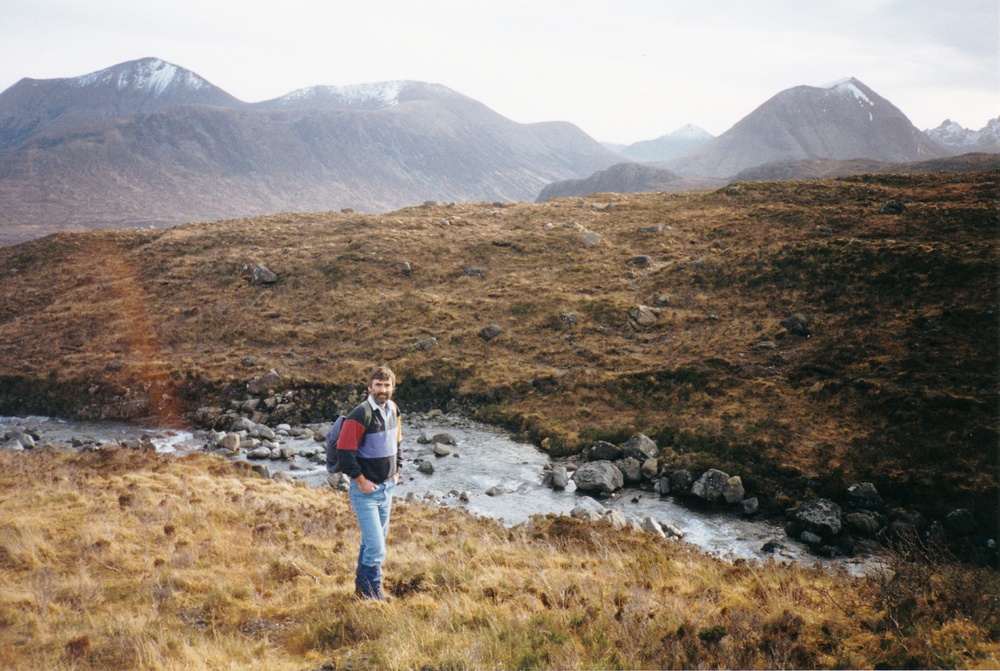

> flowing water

[{"left": 1, "top": 413, "right": 873, "bottom": 574}]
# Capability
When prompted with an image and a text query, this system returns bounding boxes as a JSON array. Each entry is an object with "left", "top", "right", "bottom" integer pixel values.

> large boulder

[
  {"left": 586, "top": 440, "right": 622, "bottom": 462},
  {"left": 691, "top": 469, "right": 730, "bottom": 503},
  {"left": 622, "top": 434, "right": 658, "bottom": 462},
  {"left": 572, "top": 461, "right": 624, "bottom": 494},
  {"left": 793, "top": 499, "right": 843, "bottom": 538}
]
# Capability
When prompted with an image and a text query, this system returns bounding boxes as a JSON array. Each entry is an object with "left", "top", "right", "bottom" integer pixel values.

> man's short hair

[{"left": 368, "top": 365, "right": 396, "bottom": 386}]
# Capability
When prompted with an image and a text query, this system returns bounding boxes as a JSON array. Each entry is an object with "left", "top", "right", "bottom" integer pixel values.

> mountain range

[
  {"left": 0, "top": 59, "right": 995, "bottom": 243},
  {"left": 0, "top": 58, "right": 619, "bottom": 243}
]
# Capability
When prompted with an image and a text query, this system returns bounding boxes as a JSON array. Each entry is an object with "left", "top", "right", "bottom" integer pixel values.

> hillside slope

[{"left": 0, "top": 172, "right": 996, "bottom": 533}]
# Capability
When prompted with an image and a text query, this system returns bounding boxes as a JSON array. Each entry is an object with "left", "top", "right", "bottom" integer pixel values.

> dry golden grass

[
  {"left": 0, "top": 171, "right": 997, "bottom": 532},
  {"left": 1, "top": 447, "right": 997, "bottom": 670}
]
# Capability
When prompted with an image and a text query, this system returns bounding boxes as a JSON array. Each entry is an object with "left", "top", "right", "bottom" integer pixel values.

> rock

[
  {"left": 247, "top": 446, "right": 272, "bottom": 460},
  {"left": 642, "top": 517, "right": 666, "bottom": 537},
  {"left": 485, "top": 485, "right": 505, "bottom": 497},
  {"left": 738, "top": 497, "right": 759, "bottom": 516},
  {"left": 616, "top": 457, "right": 643, "bottom": 484},
  {"left": 251, "top": 464, "right": 271, "bottom": 479},
  {"left": 247, "top": 369, "right": 282, "bottom": 395},
  {"left": 401, "top": 262, "right": 412, "bottom": 276},
  {"left": 572, "top": 461, "right": 624, "bottom": 494},
  {"left": 414, "top": 337, "right": 437, "bottom": 351},
  {"left": 781, "top": 313, "right": 810, "bottom": 337},
  {"left": 432, "top": 443, "right": 452, "bottom": 457},
  {"left": 252, "top": 264, "right": 279, "bottom": 284},
  {"left": 945, "top": 509, "right": 977, "bottom": 538},
  {"left": 631, "top": 255, "right": 653, "bottom": 267},
  {"left": 580, "top": 230, "right": 601, "bottom": 247},
  {"left": 3, "top": 439, "right": 24, "bottom": 452},
  {"left": 628, "top": 305, "right": 658, "bottom": 328},
  {"left": 432, "top": 433, "right": 458, "bottom": 446},
  {"left": 231, "top": 416, "right": 256, "bottom": 432},
  {"left": 652, "top": 294, "right": 670, "bottom": 307},
  {"left": 755, "top": 340, "right": 777, "bottom": 350},
  {"left": 638, "top": 224, "right": 661, "bottom": 234},
  {"left": 722, "top": 476, "right": 745, "bottom": 504},
  {"left": 570, "top": 497, "right": 607, "bottom": 518},
  {"left": 551, "top": 465, "right": 570, "bottom": 490},
  {"left": 667, "top": 469, "right": 694, "bottom": 496},
  {"left": 800, "top": 530, "right": 824, "bottom": 546},
  {"left": 656, "top": 477, "right": 670, "bottom": 496},
  {"left": 325, "top": 473, "right": 349, "bottom": 491},
  {"left": 218, "top": 432, "right": 241, "bottom": 452},
  {"left": 479, "top": 324, "right": 503, "bottom": 341},
  {"left": 794, "top": 499, "right": 843, "bottom": 537},
  {"left": 641, "top": 457, "right": 659, "bottom": 480},
  {"left": 691, "top": 468, "right": 730, "bottom": 503},
  {"left": 622, "top": 433, "right": 658, "bottom": 461},
  {"left": 559, "top": 312, "right": 581, "bottom": 328},
  {"left": 272, "top": 471, "right": 293, "bottom": 483},
  {"left": 603, "top": 509, "right": 628, "bottom": 529},
  {"left": 879, "top": 200, "right": 906, "bottom": 214},
  {"left": 846, "top": 482, "right": 883, "bottom": 510},
  {"left": 459, "top": 491, "right": 472, "bottom": 503},
  {"left": 463, "top": 266, "right": 485, "bottom": 278},
  {"left": 586, "top": 440, "right": 623, "bottom": 462},
  {"left": 417, "top": 460, "right": 435, "bottom": 475},
  {"left": 845, "top": 512, "right": 881, "bottom": 536}
]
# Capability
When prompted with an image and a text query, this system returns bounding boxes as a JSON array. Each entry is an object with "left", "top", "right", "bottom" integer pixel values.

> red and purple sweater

[{"left": 336, "top": 396, "right": 401, "bottom": 484}]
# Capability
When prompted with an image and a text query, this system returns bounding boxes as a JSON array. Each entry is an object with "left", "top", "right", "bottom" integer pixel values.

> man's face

[{"left": 368, "top": 377, "right": 394, "bottom": 405}]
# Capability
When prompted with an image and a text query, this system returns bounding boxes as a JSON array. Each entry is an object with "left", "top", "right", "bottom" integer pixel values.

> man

[{"left": 336, "top": 365, "right": 402, "bottom": 600}]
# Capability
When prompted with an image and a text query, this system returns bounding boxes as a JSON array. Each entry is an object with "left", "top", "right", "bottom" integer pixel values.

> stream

[{"left": 1, "top": 413, "right": 874, "bottom": 575}]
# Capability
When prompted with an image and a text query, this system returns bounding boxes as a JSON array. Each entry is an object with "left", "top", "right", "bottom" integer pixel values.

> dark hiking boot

[{"left": 355, "top": 563, "right": 391, "bottom": 601}]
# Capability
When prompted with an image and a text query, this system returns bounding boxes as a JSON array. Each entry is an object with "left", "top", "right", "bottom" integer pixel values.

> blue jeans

[{"left": 349, "top": 479, "right": 396, "bottom": 567}]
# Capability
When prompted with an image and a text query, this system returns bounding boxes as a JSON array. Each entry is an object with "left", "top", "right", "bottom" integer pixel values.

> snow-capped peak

[
  {"left": 669, "top": 124, "right": 713, "bottom": 140},
  {"left": 823, "top": 77, "right": 873, "bottom": 106},
  {"left": 72, "top": 58, "right": 208, "bottom": 94},
  {"left": 282, "top": 81, "right": 405, "bottom": 108}
]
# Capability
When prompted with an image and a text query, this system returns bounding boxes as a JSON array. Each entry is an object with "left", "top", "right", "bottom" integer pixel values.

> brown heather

[
  {"left": 0, "top": 448, "right": 997, "bottom": 670},
  {"left": 1, "top": 172, "right": 997, "bottom": 529}
]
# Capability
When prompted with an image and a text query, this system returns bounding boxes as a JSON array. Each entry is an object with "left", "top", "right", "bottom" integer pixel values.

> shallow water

[{"left": 1, "top": 413, "right": 872, "bottom": 574}]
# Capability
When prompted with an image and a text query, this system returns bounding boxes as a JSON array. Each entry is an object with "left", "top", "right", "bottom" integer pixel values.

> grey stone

[
  {"left": 622, "top": 433, "right": 658, "bottom": 461},
  {"left": 794, "top": 499, "right": 843, "bottom": 537},
  {"left": 691, "top": 468, "right": 731, "bottom": 503},
  {"left": 479, "top": 324, "right": 503, "bottom": 341},
  {"left": 572, "top": 461, "right": 624, "bottom": 494},
  {"left": 551, "top": 465, "right": 570, "bottom": 490},
  {"left": 586, "top": 440, "right": 623, "bottom": 462},
  {"left": 722, "top": 476, "right": 745, "bottom": 504}
]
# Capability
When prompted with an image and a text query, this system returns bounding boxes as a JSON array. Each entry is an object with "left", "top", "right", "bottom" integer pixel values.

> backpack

[{"left": 325, "top": 403, "right": 372, "bottom": 473}]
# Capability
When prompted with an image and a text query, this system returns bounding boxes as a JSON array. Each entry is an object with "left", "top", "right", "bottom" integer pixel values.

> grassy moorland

[
  {"left": 0, "top": 171, "right": 996, "bottom": 534},
  {"left": 1, "top": 448, "right": 997, "bottom": 671}
]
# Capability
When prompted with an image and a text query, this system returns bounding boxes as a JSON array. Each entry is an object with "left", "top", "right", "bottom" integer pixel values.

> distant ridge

[
  {"left": 664, "top": 78, "right": 948, "bottom": 178},
  {"left": 925, "top": 117, "right": 1000, "bottom": 154},
  {"left": 535, "top": 162, "right": 721, "bottom": 201},
  {"left": 615, "top": 125, "right": 714, "bottom": 163}
]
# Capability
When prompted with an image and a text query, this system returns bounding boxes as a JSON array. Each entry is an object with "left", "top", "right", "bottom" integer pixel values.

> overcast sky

[{"left": 1, "top": 0, "right": 996, "bottom": 144}]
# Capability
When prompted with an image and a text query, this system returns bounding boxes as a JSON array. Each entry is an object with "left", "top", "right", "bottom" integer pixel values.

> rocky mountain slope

[
  {"left": 663, "top": 78, "right": 949, "bottom": 178},
  {"left": 926, "top": 117, "right": 1000, "bottom": 154},
  {"left": 0, "top": 171, "right": 995, "bottom": 539},
  {"left": 0, "top": 58, "right": 620, "bottom": 244}
]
